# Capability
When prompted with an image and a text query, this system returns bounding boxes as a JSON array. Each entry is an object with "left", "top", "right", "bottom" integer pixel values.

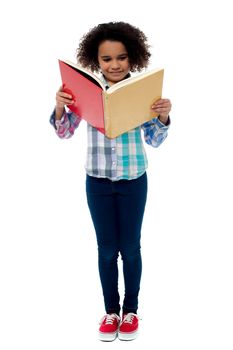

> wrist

[
  {"left": 158, "top": 114, "right": 169, "bottom": 125},
  {"left": 55, "top": 106, "right": 65, "bottom": 120}
]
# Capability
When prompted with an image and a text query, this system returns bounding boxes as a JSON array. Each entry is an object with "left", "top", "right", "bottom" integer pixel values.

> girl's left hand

[{"left": 151, "top": 98, "right": 172, "bottom": 124}]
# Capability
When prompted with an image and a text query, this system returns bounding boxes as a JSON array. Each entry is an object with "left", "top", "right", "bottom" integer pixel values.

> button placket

[{"left": 111, "top": 141, "right": 117, "bottom": 169}]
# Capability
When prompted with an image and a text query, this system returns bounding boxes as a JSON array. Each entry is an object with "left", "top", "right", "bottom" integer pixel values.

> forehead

[{"left": 98, "top": 40, "right": 128, "bottom": 56}]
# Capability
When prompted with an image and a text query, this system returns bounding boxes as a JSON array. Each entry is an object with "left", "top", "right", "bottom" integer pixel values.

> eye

[
  {"left": 119, "top": 56, "right": 128, "bottom": 60},
  {"left": 102, "top": 58, "right": 111, "bottom": 62}
]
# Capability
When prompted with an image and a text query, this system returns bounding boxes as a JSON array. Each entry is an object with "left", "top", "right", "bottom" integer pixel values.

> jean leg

[
  {"left": 86, "top": 176, "right": 120, "bottom": 314},
  {"left": 116, "top": 173, "right": 148, "bottom": 313}
]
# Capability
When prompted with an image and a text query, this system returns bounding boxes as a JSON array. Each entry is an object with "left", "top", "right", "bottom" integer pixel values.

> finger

[
  {"left": 155, "top": 98, "right": 169, "bottom": 103},
  {"left": 151, "top": 103, "right": 170, "bottom": 111},
  {"left": 57, "top": 91, "right": 73, "bottom": 99},
  {"left": 152, "top": 99, "right": 170, "bottom": 107},
  {"left": 63, "top": 99, "right": 74, "bottom": 105},
  {"left": 154, "top": 106, "right": 170, "bottom": 113},
  {"left": 152, "top": 104, "right": 171, "bottom": 114},
  {"left": 156, "top": 99, "right": 170, "bottom": 105},
  {"left": 56, "top": 85, "right": 74, "bottom": 99},
  {"left": 153, "top": 104, "right": 171, "bottom": 112},
  {"left": 57, "top": 96, "right": 74, "bottom": 105}
]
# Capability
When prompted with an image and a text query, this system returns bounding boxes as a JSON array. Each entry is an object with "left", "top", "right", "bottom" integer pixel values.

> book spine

[{"left": 102, "top": 92, "right": 111, "bottom": 138}]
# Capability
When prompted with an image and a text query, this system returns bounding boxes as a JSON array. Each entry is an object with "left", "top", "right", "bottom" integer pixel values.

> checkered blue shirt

[
  {"left": 50, "top": 76, "right": 170, "bottom": 181},
  {"left": 50, "top": 108, "right": 170, "bottom": 181}
]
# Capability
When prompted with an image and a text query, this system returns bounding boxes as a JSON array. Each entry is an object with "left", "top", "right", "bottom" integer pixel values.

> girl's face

[{"left": 98, "top": 40, "right": 130, "bottom": 85}]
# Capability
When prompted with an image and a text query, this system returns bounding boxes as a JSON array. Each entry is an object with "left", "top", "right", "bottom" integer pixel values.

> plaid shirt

[
  {"left": 50, "top": 76, "right": 170, "bottom": 181},
  {"left": 50, "top": 109, "right": 170, "bottom": 181}
]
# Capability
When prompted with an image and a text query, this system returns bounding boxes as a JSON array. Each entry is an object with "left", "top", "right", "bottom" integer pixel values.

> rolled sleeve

[
  {"left": 141, "top": 116, "right": 170, "bottom": 148},
  {"left": 49, "top": 108, "right": 81, "bottom": 139}
]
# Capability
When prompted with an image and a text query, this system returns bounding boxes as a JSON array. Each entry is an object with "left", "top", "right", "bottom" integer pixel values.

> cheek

[
  {"left": 97, "top": 58, "right": 105, "bottom": 70},
  {"left": 123, "top": 60, "right": 130, "bottom": 69},
  {"left": 99, "top": 62, "right": 108, "bottom": 72}
]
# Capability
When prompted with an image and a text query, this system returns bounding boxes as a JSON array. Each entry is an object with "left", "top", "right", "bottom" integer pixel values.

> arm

[
  {"left": 141, "top": 98, "right": 171, "bottom": 147},
  {"left": 142, "top": 116, "right": 170, "bottom": 147},
  {"left": 49, "top": 85, "right": 81, "bottom": 139},
  {"left": 50, "top": 108, "right": 81, "bottom": 139}
]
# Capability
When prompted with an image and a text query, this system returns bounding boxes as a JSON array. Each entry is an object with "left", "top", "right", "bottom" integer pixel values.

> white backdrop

[{"left": 0, "top": 0, "right": 233, "bottom": 349}]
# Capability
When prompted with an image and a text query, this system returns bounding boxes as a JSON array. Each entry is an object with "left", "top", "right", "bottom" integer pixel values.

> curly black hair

[{"left": 76, "top": 22, "right": 151, "bottom": 73}]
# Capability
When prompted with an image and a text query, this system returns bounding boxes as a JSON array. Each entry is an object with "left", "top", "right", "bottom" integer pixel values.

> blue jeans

[{"left": 86, "top": 172, "right": 147, "bottom": 315}]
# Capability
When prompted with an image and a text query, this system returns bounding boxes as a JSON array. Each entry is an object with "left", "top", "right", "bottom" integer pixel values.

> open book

[{"left": 59, "top": 59, "right": 164, "bottom": 138}]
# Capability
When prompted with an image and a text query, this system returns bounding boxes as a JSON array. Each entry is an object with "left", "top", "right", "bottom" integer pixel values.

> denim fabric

[{"left": 86, "top": 172, "right": 148, "bottom": 314}]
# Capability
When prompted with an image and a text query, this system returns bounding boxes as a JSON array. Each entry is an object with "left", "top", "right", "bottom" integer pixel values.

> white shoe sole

[
  {"left": 118, "top": 330, "right": 138, "bottom": 341},
  {"left": 99, "top": 331, "right": 118, "bottom": 342}
]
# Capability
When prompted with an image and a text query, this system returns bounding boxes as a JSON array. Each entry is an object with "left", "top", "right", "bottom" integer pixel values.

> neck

[{"left": 103, "top": 72, "right": 131, "bottom": 86}]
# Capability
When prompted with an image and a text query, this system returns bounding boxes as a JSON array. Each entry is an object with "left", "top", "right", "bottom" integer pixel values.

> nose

[{"left": 111, "top": 59, "right": 121, "bottom": 70}]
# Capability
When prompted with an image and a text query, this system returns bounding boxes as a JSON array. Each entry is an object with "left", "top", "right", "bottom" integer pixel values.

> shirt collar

[{"left": 101, "top": 73, "right": 131, "bottom": 89}]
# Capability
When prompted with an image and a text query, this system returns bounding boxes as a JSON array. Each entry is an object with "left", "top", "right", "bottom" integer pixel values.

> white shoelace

[
  {"left": 122, "top": 312, "right": 138, "bottom": 324},
  {"left": 100, "top": 313, "right": 120, "bottom": 325}
]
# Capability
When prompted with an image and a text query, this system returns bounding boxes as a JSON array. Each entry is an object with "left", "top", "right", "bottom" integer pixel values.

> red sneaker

[
  {"left": 99, "top": 313, "right": 120, "bottom": 341},
  {"left": 118, "top": 313, "right": 139, "bottom": 341}
]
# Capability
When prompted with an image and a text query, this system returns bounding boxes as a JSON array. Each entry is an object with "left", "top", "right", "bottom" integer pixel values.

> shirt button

[
  {"left": 112, "top": 147, "right": 115, "bottom": 151},
  {"left": 112, "top": 162, "right": 116, "bottom": 165}
]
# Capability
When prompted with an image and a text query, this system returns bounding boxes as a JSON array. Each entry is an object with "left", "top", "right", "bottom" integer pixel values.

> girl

[{"left": 50, "top": 21, "right": 171, "bottom": 341}]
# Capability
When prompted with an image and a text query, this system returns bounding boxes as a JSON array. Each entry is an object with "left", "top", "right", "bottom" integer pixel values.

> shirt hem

[{"left": 85, "top": 169, "right": 147, "bottom": 182}]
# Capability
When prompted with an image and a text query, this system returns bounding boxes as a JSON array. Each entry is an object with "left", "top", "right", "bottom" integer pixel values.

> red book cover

[{"left": 58, "top": 60, "right": 105, "bottom": 134}]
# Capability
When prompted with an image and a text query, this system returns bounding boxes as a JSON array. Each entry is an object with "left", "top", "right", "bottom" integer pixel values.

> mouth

[{"left": 109, "top": 71, "right": 123, "bottom": 75}]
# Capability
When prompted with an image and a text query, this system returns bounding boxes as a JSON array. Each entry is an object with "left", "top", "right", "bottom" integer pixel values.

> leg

[
  {"left": 86, "top": 175, "right": 120, "bottom": 315},
  {"left": 115, "top": 172, "right": 148, "bottom": 314}
]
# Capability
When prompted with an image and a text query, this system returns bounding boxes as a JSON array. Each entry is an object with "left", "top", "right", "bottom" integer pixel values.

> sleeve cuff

[
  {"left": 49, "top": 108, "right": 66, "bottom": 129},
  {"left": 155, "top": 115, "right": 171, "bottom": 128}
]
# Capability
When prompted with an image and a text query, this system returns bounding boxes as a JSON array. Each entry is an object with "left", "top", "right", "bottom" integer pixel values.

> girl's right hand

[
  {"left": 56, "top": 86, "right": 74, "bottom": 109},
  {"left": 55, "top": 86, "right": 74, "bottom": 120}
]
